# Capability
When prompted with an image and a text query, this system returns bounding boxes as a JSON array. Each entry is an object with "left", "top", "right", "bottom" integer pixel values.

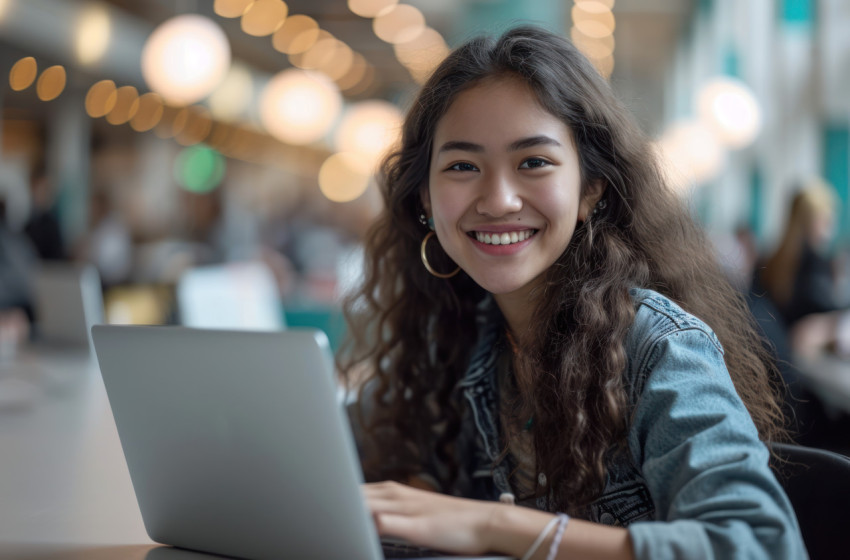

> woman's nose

[{"left": 475, "top": 172, "right": 522, "bottom": 217}]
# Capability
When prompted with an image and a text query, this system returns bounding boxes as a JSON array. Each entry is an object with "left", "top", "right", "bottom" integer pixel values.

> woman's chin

[{"left": 470, "top": 275, "right": 537, "bottom": 299}]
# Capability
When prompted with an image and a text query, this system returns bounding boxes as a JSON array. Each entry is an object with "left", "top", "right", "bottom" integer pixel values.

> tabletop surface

[
  {"left": 0, "top": 346, "right": 198, "bottom": 559},
  {"left": 0, "top": 345, "right": 463, "bottom": 560}
]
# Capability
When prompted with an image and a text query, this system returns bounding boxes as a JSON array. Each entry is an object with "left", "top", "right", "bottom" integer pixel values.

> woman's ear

[{"left": 578, "top": 181, "right": 605, "bottom": 222}]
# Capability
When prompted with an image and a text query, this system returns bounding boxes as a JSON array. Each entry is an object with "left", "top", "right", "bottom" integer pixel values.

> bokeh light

[
  {"left": 214, "top": 0, "right": 254, "bottom": 18},
  {"left": 241, "top": 0, "right": 288, "bottom": 37},
  {"left": 319, "top": 152, "right": 372, "bottom": 202},
  {"left": 575, "top": 0, "right": 616, "bottom": 9},
  {"left": 209, "top": 63, "right": 254, "bottom": 122},
  {"left": 341, "top": 64, "right": 376, "bottom": 96},
  {"left": 335, "top": 53, "right": 368, "bottom": 91},
  {"left": 299, "top": 38, "right": 354, "bottom": 81},
  {"left": 130, "top": 92, "right": 165, "bottom": 132},
  {"left": 154, "top": 106, "right": 181, "bottom": 139},
  {"left": 570, "top": 26, "right": 615, "bottom": 59},
  {"left": 105, "top": 85, "right": 139, "bottom": 125},
  {"left": 657, "top": 120, "right": 725, "bottom": 187},
  {"left": 572, "top": 2, "right": 615, "bottom": 39},
  {"left": 348, "top": 0, "right": 398, "bottom": 18},
  {"left": 394, "top": 27, "right": 449, "bottom": 84},
  {"left": 86, "top": 80, "right": 118, "bottom": 117},
  {"left": 0, "top": 0, "right": 12, "bottom": 21},
  {"left": 259, "top": 69, "right": 342, "bottom": 145},
  {"left": 75, "top": 3, "right": 111, "bottom": 66},
  {"left": 171, "top": 107, "right": 191, "bottom": 138},
  {"left": 10, "top": 57, "right": 37, "bottom": 91},
  {"left": 334, "top": 100, "right": 402, "bottom": 170},
  {"left": 373, "top": 4, "right": 425, "bottom": 44},
  {"left": 288, "top": 30, "right": 334, "bottom": 68},
  {"left": 298, "top": 37, "right": 340, "bottom": 69},
  {"left": 272, "top": 15, "right": 320, "bottom": 54},
  {"left": 142, "top": 14, "right": 231, "bottom": 105},
  {"left": 206, "top": 122, "right": 234, "bottom": 151},
  {"left": 576, "top": 0, "right": 615, "bottom": 7},
  {"left": 36, "top": 65, "right": 66, "bottom": 101},
  {"left": 174, "top": 144, "right": 226, "bottom": 193},
  {"left": 697, "top": 77, "right": 762, "bottom": 149},
  {"left": 321, "top": 43, "right": 355, "bottom": 81},
  {"left": 175, "top": 106, "right": 214, "bottom": 146}
]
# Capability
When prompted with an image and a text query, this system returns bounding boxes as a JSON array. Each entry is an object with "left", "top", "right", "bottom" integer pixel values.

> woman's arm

[
  {"left": 364, "top": 481, "right": 634, "bottom": 559},
  {"left": 626, "top": 328, "right": 806, "bottom": 559},
  {"left": 365, "top": 328, "right": 805, "bottom": 559}
]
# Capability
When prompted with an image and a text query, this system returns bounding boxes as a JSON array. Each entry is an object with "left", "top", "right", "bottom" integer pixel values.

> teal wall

[
  {"left": 823, "top": 125, "right": 850, "bottom": 240},
  {"left": 284, "top": 307, "right": 347, "bottom": 353},
  {"left": 451, "top": 0, "right": 565, "bottom": 45},
  {"left": 780, "top": 0, "right": 814, "bottom": 24},
  {"left": 749, "top": 167, "right": 764, "bottom": 241}
]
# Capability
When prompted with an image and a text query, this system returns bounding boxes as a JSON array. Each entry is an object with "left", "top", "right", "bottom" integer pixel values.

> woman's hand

[
  {"left": 365, "top": 481, "right": 634, "bottom": 560},
  {"left": 363, "top": 481, "right": 502, "bottom": 555}
]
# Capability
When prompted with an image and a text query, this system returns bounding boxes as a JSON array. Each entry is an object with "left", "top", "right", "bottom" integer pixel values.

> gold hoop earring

[{"left": 420, "top": 231, "right": 460, "bottom": 278}]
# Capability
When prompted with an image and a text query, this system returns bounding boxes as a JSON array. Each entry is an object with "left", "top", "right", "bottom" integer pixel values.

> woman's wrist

[
  {"left": 484, "top": 502, "right": 555, "bottom": 557},
  {"left": 476, "top": 501, "right": 508, "bottom": 553},
  {"left": 476, "top": 500, "right": 634, "bottom": 560}
]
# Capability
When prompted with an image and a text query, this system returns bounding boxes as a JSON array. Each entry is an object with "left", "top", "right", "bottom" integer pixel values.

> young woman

[{"left": 341, "top": 26, "right": 805, "bottom": 559}]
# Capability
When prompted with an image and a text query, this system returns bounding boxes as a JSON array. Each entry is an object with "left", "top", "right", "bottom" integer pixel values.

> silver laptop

[{"left": 92, "top": 326, "right": 511, "bottom": 560}]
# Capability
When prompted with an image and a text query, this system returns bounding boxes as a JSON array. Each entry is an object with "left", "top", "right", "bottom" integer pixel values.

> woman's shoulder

[
  {"left": 627, "top": 288, "right": 723, "bottom": 355},
  {"left": 624, "top": 288, "right": 729, "bottom": 408}
]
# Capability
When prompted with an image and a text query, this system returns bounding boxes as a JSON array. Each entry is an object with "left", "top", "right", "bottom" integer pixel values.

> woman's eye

[
  {"left": 519, "top": 158, "right": 550, "bottom": 169},
  {"left": 447, "top": 162, "right": 478, "bottom": 172},
  {"left": 520, "top": 158, "right": 550, "bottom": 169}
]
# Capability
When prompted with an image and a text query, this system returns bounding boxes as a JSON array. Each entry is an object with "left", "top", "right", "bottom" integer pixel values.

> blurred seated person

[
  {"left": 761, "top": 179, "right": 850, "bottom": 357},
  {"left": 711, "top": 224, "right": 808, "bottom": 432},
  {"left": 0, "top": 196, "right": 36, "bottom": 313},
  {"left": 0, "top": 196, "right": 36, "bottom": 352},
  {"left": 24, "top": 163, "right": 65, "bottom": 261}
]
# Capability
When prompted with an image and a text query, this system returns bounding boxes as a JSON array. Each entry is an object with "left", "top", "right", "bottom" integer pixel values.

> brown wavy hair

[{"left": 339, "top": 25, "right": 787, "bottom": 513}]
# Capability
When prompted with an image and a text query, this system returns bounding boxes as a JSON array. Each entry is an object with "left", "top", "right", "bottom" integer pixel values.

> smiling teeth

[{"left": 474, "top": 230, "right": 534, "bottom": 245}]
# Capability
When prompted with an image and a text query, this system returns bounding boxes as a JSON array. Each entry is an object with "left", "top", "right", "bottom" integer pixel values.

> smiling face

[{"left": 424, "top": 77, "right": 600, "bottom": 314}]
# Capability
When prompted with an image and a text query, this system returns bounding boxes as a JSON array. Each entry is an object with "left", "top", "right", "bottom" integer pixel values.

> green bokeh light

[{"left": 174, "top": 144, "right": 226, "bottom": 193}]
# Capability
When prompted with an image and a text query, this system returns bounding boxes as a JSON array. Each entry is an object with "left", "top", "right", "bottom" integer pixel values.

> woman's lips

[
  {"left": 468, "top": 229, "right": 538, "bottom": 255},
  {"left": 471, "top": 229, "right": 536, "bottom": 246}
]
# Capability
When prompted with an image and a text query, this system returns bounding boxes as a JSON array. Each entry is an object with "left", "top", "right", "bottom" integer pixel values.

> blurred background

[{"left": 1, "top": 0, "right": 849, "bottom": 451}]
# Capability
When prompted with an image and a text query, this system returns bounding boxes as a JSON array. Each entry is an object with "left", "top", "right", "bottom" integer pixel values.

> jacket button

[{"left": 538, "top": 473, "right": 547, "bottom": 486}]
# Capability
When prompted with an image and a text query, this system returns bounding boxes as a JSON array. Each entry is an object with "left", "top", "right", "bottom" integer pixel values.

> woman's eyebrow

[
  {"left": 437, "top": 140, "right": 484, "bottom": 153},
  {"left": 507, "top": 135, "right": 561, "bottom": 151},
  {"left": 437, "top": 136, "right": 561, "bottom": 154}
]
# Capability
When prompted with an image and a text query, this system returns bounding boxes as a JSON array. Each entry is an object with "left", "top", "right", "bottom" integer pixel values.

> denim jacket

[{"left": 434, "top": 288, "right": 806, "bottom": 559}]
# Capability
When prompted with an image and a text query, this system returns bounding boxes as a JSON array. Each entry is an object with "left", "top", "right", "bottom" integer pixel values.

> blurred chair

[
  {"left": 768, "top": 442, "right": 850, "bottom": 559},
  {"left": 176, "top": 261, "right": 284, "bottom": 331},
  {"left": 32, "top": 263, "right": 104, "bottom": 353}
]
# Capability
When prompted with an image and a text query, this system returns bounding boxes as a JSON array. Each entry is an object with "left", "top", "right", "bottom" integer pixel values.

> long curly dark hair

[{"left": 339, "top": 25, "right": 786, "bottom": 513}]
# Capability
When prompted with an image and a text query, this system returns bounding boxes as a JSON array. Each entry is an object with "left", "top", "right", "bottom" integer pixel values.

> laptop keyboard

[{"left": 381, "top": 540, "right": 451, "bottom": 558}]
